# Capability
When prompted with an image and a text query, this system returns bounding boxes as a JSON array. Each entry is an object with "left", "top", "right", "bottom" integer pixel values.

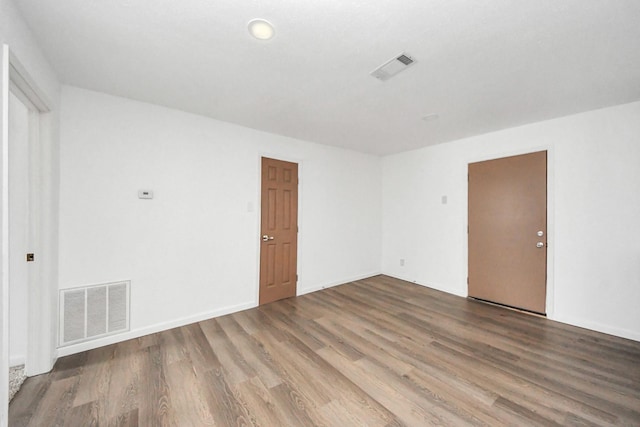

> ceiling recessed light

[{"left": 248, "top": 19, "right": 275, "bottom": 40}]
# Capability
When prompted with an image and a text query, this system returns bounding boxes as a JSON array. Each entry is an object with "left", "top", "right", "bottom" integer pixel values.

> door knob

[
  {"left": 536, "top": 242, "right": 544, "bottom": 248},
  {"left": 537, "top": 230, "right": 544, "bottom": 237},
  {"left": 262, "top": 235, "right": 274, "bottom": 242}
]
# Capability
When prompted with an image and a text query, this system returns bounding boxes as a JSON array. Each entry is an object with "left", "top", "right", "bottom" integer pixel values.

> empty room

[{"left": 2, "top": 0, "right": 640, "bottom": 425}]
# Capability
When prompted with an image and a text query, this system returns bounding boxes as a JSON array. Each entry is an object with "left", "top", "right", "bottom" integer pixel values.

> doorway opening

[
  {"left": 7, "top": 88, "right": 33, "bottom": 400},
  {"left": 2, "top": 46, "right": 53, "bottom": 411}
]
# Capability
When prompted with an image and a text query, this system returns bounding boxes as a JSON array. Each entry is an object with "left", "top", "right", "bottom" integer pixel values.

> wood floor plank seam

[{"left": 9, "top": 275, "right": 640, "bottom": 426}]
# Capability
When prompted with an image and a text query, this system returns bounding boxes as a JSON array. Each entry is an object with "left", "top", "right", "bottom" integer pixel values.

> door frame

[
  {"left": 1, "top": 46, "right": 55, "bottom": 416},
  {"left": 255, "top": 153, "right": 303, "bottom": 305},
  {"left": 464, "top": 145, "right": 555, "bottom": 318},
  {"left": 8, "top": 83, "right": 38, "bottom": 368}
]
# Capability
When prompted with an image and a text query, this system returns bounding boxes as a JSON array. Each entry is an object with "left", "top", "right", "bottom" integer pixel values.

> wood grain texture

[{"left": 9, "top": 275, "right": 640, "bottom": 426}]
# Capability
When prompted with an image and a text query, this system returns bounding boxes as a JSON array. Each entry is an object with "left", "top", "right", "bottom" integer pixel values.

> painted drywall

[
  {"left": 58, "top": 86, "right": 381, "bottom": 355},
  {"left": 1, "top": 0, "right": 61, "bottom": 422},
  {"left": 8, "top": 91, "right": 29, "bottom": 366},
  {"left": 382, "top": 101, "right": 640, "bottom": 341}
]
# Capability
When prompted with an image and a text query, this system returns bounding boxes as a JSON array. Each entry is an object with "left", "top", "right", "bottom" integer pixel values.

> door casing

[{"left": 1, "top": 46, "right": 56, "bottom": 411}]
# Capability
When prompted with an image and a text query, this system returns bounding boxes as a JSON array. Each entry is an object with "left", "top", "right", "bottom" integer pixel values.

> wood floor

[{"left": 9, "top": 275, "right": 640, "bottom": 426}]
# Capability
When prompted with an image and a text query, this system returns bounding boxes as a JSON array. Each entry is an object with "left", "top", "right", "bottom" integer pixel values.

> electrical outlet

[{"left": 400, "top": 258, "right": 405, "bottom": 266}]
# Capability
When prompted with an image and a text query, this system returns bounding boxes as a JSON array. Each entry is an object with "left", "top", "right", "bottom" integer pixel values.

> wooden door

[
  {"left": 468, "top": 151, "right": 547, "bottom": 314},
  {"left": 259, "top": 157, "right": 298, "bottom": 305}
]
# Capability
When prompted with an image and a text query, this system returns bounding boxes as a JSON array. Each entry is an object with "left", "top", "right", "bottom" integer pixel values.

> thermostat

[{"left": 138, "top": 190, "right": 154, "bottom": 199}]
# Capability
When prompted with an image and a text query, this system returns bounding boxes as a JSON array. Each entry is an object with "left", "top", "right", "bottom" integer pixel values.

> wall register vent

[
  {"left": 370, "top": 52, "right": 416, "bottom": 81},
  {"left": 59, "top": 281, "right": 130, "bottom": 346}
]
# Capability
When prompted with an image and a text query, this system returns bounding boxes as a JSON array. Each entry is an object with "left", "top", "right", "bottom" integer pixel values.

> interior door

[
  {"left": 259, "top": 157, "right": 298, "bottom": 305},
  {"left": 468, "top": 151, "right": 547, "bottom": 314}
]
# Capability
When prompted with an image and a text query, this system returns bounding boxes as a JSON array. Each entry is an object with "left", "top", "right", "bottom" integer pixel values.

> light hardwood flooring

[{"left": 9, "top": 275, "right": 640, "bottom": 426}]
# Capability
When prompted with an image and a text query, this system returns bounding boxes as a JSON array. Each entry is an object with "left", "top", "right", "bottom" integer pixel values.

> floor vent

[{"left": 59, "top": 281, "right": 130, "bottom": 347}]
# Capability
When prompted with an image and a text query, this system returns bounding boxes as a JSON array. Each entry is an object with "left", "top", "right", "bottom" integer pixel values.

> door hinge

[
  {"left": 467, "top": 277, "right": 469, "bottom": 284},
  {"left": 296, "top": 274, "right": 299, "bottom": 282},
  {"left": 26, "top": 253, "right": 35, "bottom": 262}
]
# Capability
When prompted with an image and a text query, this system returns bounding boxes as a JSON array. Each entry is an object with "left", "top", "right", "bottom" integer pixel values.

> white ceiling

[{"left": 14, "top": 0, "right": 640, "bottom": 155}]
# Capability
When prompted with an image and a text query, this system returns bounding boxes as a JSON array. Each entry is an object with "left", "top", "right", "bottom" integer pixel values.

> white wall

[
  {"left": 382, "top": 101, "right": 640, "bottom": 341},
  {"left": 58, "top": 86, "right": 381, "bottom": 355}
]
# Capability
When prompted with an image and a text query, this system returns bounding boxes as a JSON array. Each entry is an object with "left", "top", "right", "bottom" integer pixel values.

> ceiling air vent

[{"left": 370, "top": 53, "right": 416, "bottom": 82}]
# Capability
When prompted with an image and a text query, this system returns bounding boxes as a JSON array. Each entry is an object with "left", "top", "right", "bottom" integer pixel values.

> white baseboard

[
  {"left": 297, "top": 271, "right": 381, "bottom": 296},
  {"left": 384, "top": 273, "right": 639, "bottom": 342},
  {"left": 381, "top": 273, "right": 467, "bottom": 298},
  {"left": 54, "top": 276, "right": 640, "bottom": 361},
  {"left": 9, "top": 356, "right": 25, "bottom": 367},
  {"left": 414, "top": 280, "right": 467, "bottom": 298},
  {"left": 57, "top": 301, "right": 256, "bottom": 357},
  {"left": 551, "top": 314, "right": 640, "bottom": 342},
  {"left": 57, "top": 274, "right": 380, "bottom": 358}
]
